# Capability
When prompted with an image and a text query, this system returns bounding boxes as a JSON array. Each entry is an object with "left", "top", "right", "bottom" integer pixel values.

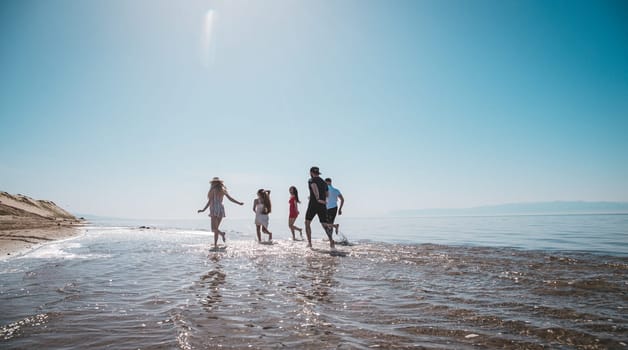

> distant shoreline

[
  {"left": 391, "top": 201, "right": 628, "bottom": 218},
  {"left": 388, "top": 212, "right": 628, "bottom": 219}
]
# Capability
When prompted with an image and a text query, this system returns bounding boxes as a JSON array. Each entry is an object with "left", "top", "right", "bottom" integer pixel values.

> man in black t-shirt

[{"left": 305, "top": 166, "right": 334, "bottom": 249}]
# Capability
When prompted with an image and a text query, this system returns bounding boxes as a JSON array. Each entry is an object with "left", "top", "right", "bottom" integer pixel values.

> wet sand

[{"left": 0, "top": 225, "right": 82, "bottom": 259}]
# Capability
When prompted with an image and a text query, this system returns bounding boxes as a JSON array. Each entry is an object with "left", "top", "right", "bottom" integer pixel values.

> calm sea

[{"left": 1, "top": 214, "right": 626, "bottom": 349}]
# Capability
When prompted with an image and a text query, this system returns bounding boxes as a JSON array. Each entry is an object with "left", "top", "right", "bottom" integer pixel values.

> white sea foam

[
  {"left": 23, "top": 244, "right": 81, "bottom": 260},
  {"left": 20, "top": 241, "right": 111, "bottom": 260}
]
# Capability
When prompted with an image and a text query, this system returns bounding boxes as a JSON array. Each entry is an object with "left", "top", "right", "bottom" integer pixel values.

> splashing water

[{"left": 1, "top": 217, "right": 626, "bottom": 349}]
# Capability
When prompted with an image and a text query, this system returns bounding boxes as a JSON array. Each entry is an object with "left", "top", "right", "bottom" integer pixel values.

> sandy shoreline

[
  {"left": 0, "top": 225, "right": 83, "bottom": 259},
  {"left": 0, "top": 191, "right": 84, "bottom": 258}
]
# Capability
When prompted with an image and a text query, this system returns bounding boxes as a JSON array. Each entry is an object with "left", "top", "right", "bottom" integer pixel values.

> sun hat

[{"left": 310, "top": 166, "right": 321, "bottom": 175}]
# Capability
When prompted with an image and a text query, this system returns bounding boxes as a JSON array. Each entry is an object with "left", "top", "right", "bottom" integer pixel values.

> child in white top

[{"left": 253, "top": 189, "right": 272, "bottom": 242}]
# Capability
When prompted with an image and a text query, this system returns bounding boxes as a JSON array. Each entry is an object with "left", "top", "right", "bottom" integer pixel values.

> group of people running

[{"left": 198, "top": 166, "right": 345, "bottom": 249}]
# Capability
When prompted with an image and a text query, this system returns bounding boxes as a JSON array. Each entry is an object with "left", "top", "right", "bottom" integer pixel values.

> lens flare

[{"left": 201, "top": 9, "right": 215, "bottom": 67}]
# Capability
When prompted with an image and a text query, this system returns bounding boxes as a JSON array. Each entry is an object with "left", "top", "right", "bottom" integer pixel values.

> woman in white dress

[
  {"left": 253, "top": 189, "right": 272, "bottom": 242},
  {"left": 198, "top": 177, "right": 244, "bottom": 249}
]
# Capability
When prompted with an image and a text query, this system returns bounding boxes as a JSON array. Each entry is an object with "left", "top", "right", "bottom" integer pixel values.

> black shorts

[
  {"left": 327, "top": 207, "right": 338, "bottom": 224},
  {"left": 305, "top": 201, "right": 328, "bottom": 223}
]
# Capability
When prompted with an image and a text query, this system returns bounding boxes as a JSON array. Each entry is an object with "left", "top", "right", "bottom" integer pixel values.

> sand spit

[{"left": 0, "top": 192, "right": 83, "bottom": 257}]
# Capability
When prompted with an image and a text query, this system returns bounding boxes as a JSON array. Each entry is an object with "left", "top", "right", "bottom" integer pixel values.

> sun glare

[{"left": 201, "top": 9, "right": 215, "bottom": 67}]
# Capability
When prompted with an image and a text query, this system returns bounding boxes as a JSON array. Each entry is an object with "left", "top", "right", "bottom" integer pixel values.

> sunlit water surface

[{"left": 1, "top": 215, "right": 626, "bottom": 349}]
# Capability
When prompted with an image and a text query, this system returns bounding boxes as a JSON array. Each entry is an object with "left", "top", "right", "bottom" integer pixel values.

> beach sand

[
  {"left": 0, "top": 191, "right": 83, "bottom": 257},
  {"left": 0, "top": 226, "right": 81, "bottom": 258}
]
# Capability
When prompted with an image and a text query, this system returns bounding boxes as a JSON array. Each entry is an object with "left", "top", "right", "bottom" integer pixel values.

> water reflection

[
  {"left": 199, "top": 254, "right": 226, "bottom": 311},
  {"left": 2, "top": 227, "right": 626, "bottom": 349},
  {"left": 299, "top": 252, "right": 339, "bottom": 304}
]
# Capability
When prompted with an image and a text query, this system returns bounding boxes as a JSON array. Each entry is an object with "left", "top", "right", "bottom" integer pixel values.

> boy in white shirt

[{"left": 325, "top": 178, "right": 344, "bottom": 234}]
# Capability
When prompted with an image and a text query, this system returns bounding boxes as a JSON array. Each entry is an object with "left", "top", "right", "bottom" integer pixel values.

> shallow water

[
  {"left": 91, "top": 214, "right": 628, "bottom": 256},
  {"left": 1, "top": 217, "right": 627, "bottom": 349}
]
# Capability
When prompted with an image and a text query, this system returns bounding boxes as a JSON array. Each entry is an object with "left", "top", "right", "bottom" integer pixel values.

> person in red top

[{"left": 288, "top": 186, "right": 304, "bottom": 240}]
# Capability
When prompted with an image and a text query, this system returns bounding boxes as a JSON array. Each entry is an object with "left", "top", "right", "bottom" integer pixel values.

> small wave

[{"left": 20, "top": 242, "right": 111, "bottom": 260}]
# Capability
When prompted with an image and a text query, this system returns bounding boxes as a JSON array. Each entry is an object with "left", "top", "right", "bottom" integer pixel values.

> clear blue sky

[{"left": 1, "top": 0, "right": 627, "bottom": 219}]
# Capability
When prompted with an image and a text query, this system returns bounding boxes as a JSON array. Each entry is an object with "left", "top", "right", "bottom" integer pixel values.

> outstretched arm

[
  {"left": 198, "top": 200, "right": 210, "bottom": 213},
  {"left": 225, "top": 193, "right": 244, "bottom": 206}
]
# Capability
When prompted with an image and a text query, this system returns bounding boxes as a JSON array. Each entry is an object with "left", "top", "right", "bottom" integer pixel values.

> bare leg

[
  {"left": 289, "top": 218, "right": 303, "bottom": 240},
  {"left": 216, "top": 217, "right": 225, "bottom": 242},
  {"left": 262, "top": 226, "right": 272, "bottom": 241},
  {"left": 328, "top": 218, "right": 339, "bottom": 235},
  {"left": 256, "top": 225, "right": 262, "bottom": 242},
  {"left": 294, "top": 222, "right": 303, "bottom": 236},
  {"left": 322, "top": 223, "right": 335, "bottom": 249},
  {"left": 305, "top": 219, "right": 312, "bottom": 248},
  {"left": 211, "top": 216, "right": 224, "bottom": 248},
  {"left": 288, "top": 218, "right": 296, "bottom": 240}
]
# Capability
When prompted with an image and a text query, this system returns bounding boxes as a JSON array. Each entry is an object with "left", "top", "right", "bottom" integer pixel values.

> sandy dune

[{"left": 0, "top": 192, "right": 83, "bottom": 257}]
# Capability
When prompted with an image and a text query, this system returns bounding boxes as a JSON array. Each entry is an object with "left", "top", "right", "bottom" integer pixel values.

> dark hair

[
  {"left": 324, "top": 178, "right": 332, "bottom": 183},
  {"left": 289, "top": 186, "right": 300, "bottom": 204},
  {"left": 257, "top": 189, "right": 272, "bottom": 214}
]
